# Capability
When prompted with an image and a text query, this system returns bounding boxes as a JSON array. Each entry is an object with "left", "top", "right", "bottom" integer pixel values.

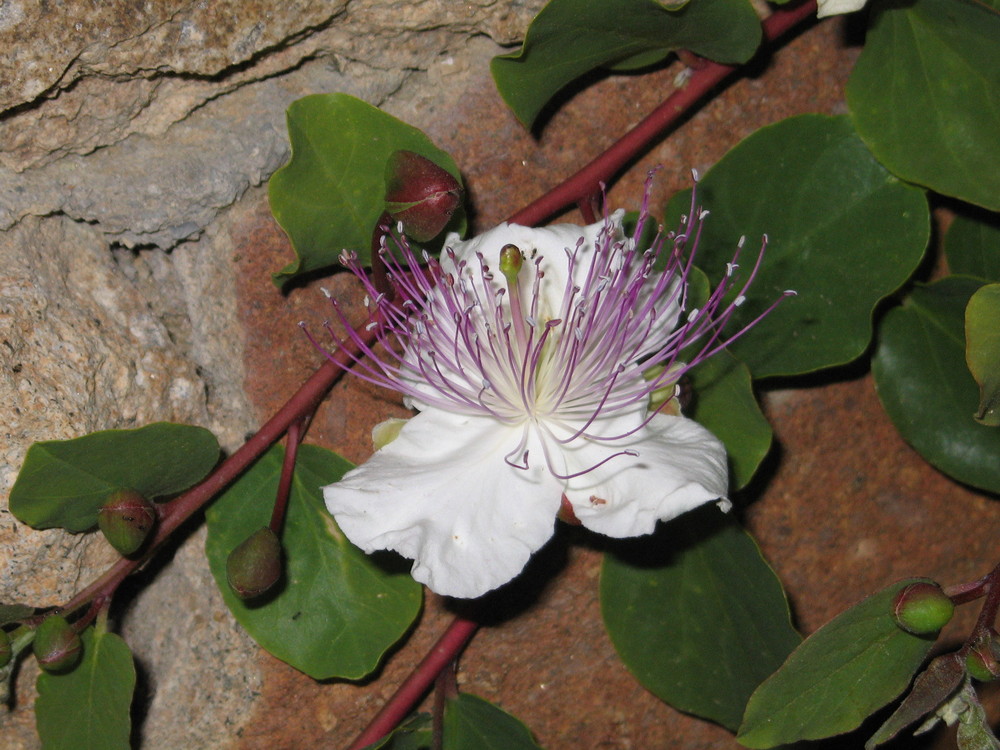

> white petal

[
  {"left": 441, "top": 213, "right": 627, "bottom": 320},
  {"left": 560, "top": 412, "right": 728, "bottom": 537},
  {"left": 324, "top": 408, "right": 562, "bottom": 598},
  {"left": 816, "top": 0, "right": 867, "bottom": 16}
]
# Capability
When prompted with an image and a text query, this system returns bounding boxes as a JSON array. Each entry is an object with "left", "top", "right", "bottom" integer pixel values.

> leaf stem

[
  {"left": 506, "top": 0, "right": 818, "bottom": 227},
  {"left": 969, "top": 561, "right": 1000, "bottom": 640},
  {"left": 945, "top": 571, "right": 993, "bottom": 604},
  {"left": 269, "top": 417, "right": 308, "bottom": 535},
  {"left": 345, "top": 614, "right": 479, "bottom": 750}
]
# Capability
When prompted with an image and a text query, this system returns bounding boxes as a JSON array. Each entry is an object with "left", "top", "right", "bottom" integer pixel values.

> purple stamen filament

[{"left": 311, "top": 182, "right": 789, "bottom": 480}]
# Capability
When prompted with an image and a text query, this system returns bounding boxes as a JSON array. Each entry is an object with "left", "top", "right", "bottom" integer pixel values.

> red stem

[
  {"left": 970, "top": 562, "right": 1000, "bottom": 639},
  {"left": 346, "top": 616, "right": 479, "bottom": 750},
  {"left": 507, "top": 1, "right": 818, "bottom": 227},
  {"left": 945, "top": 572, "right": 992, "bottom": 605},
  {"left": 270, "top": 418, "right": 307, "bottom": 534},
  {"left": 60, "top": 336, "right": 373, "bottom": 616}
]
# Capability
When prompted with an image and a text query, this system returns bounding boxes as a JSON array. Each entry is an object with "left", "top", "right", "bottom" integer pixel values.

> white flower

[
  {"left": 816, "top": 0, "right": 867, "bottom": 17},
  {"left": 318, "top": 185, "right": 775, "bottom": 598}
]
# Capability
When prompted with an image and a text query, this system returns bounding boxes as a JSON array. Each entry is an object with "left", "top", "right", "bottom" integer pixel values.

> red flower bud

[{"left": 384, "top": 150, "right": 462, "bottom": 242}]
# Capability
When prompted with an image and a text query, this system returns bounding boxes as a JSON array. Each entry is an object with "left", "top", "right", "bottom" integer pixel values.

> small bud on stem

[
  {"left": 965, "top": 634, "right": 1000, "bottom": 682},
  {"left": 227, "top": 527, "right": 283, "bottom": 600},
  {"left": 98, "top": 489, "right": 157, "bottom": 556},
  {"left": 893, "top": 581, "right": 955, "bottom": 635},
  {"left": 384, "top": 150, "right": 462, "bottom": 243},
  {"left": 33, "top": 615, "right": 82, "bottom": 673}
]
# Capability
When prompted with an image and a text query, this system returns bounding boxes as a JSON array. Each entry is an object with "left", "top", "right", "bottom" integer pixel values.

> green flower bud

[
  {"left": 226, "top": 527, "right": 282, "bottom": 600},
  {"left": 98, "top": 489, "right": 157, "bottom": 556},
  {"left": 965, "top": 636, "right": 1000, "bottom": 682},
  {"left": 892, "top": 582, "right": 955, "bottom": 635},
  {"left": 33, "top": 615, "right": 82, "bottom": 673},
  {"left": 0, "top": 629, "right": 11, "bottom": 669},
  {"left": 384, "top": 150, "right": 462, "bottom": 242}
]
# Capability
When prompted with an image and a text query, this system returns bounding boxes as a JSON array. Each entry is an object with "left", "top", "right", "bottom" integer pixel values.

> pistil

[{"left": 499, "top": 243, "right": 531, "bottom": 353}]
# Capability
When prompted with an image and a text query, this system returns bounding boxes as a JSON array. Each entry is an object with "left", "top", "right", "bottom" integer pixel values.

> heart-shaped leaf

[
  {"left": 666, "top": 114, "right": 929, "bottom": 378},
  {"left": 269, "top": 94, "right": 464, "bottom": 285},
  {"left": 204, "top": 443, "right": 422, "bottom": 680}
]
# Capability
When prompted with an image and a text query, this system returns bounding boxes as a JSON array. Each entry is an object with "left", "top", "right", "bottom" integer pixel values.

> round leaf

[
  {"left": 490, "top": 0, "right": 761, "bottom": 128},
  {"left": 204, "top": 443, "right": 422, "bottom": 680},
  {"left": 873, "top": 277, "right": 1000, "bottom": 493},
  {"left": 601, "top": 506, "right": 800, "bottom": 730},
  {"left": 946, "top": 211, "right": 1000, "bottom": 282},
  {"left": 847, "top": 0, "right": 1000, "bottom": 211},
  {"left": 966, "top": 284, "right": 1000, "bottom": 426},
  {"left": 443, "top": 694, "right": 544, "bottom": 750},
  {"left": 687, "top": 351, "right": 772, "bottom": 489},
  {"left": 35, "top": 626, "right": 136, "bottom": 750},
  {"left": 9, "top": 423, "right": 220, "bottom": 532},
  {"left": 667, "top": 114, "right": 929, "bottom": 378},
  {"left": 269, "top": 94, "right": 464, "bottom": 285},
  {"left": 737, "top": 578, "right": 939, "bottom": 748}
]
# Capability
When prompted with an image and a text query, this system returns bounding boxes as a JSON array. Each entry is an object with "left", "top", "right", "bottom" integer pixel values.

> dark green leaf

[
  {"left": 866, "top": 653, "right": 965, "bottom": 749},
  {"left": 0, "top": 604, "right": 34, "bottom": 626},
  {"left": 873, "top": 277, "right": 1000, "bottom": 493},
  {"left": 362, "top": 714, "right": 432, "bottom": 750},
  {"left": 269, "top": 94, "right": 464, "bottom": 285},
  {"left": 601, "top": 506, "right": 800, "bottom": 730},
  {"left": 966, "top": 284, "right": 1000, "bottom": 426},
  {"left": 9, "top": 423, "right": 219, "bottom": 532},
  {"left": 846, "top": 0, "right": 1000, "bottom": 211},
  {"left": 666, "top": 114, "right": 928, "bottom": 378},
  {"left": 737, "top": 578, "right": 940, "bottom": 748},
  {"left": 35, "top": 626, "right": 135, "bottom": 750},
  {"left": 444, "top": 694, "right": 544, "bottom": 750},
  {"left": 490, "top": 0, "right": 761, "bottom": 128},
  {"left": 687, "top": 351, "right": 771, "bottom": 489},
  {"left": 204, "top": 444, "right": 422, "bottom": 680},
  {"left": 945, "top": 211, "right": 1000, "bottom": 281}
]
